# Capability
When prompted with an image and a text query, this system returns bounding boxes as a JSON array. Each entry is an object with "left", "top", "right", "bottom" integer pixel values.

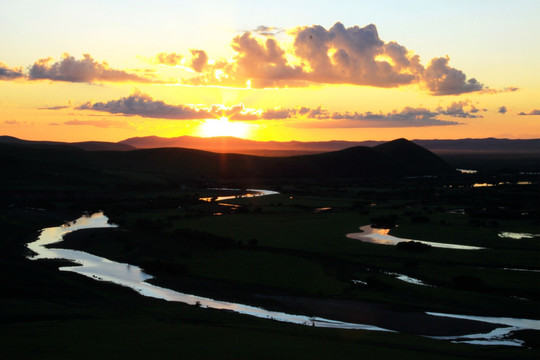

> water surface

[
  {"left": 25, "top": 209, "right": 538, "bottom": 346},
  {"left": 346, "top": 225, "right": 484, "bottom": 250}
]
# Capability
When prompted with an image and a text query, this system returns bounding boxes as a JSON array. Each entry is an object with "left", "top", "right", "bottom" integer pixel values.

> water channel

[
  {"left": 25, "top": 189, "right": 540, "bottom": 347},
  {"left": 346, "top": 225, "right": 484, "bottom": 250}
]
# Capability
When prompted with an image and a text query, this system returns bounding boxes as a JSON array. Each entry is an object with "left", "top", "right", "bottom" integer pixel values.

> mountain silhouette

[{"left": 0, "top": 138, "right": 456, "bottom": 190}]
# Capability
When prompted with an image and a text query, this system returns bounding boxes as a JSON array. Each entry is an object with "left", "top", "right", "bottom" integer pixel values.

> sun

[{"left": 197, "top": 117, "right": 251, "bottom": 138}]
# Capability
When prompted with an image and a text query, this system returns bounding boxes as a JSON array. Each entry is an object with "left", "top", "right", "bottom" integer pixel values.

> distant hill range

[
  {"left": 0, "top": 137, "right": 457, "bottom": 190},
  {"left": 118, "top": 135, "right": 540, "bottom": 156},
  {"left": 0, "top": 135, "right": 135, "bottom": 151},
  {"left": 3, "top": 135, "right": 538, "bottom": 155}
]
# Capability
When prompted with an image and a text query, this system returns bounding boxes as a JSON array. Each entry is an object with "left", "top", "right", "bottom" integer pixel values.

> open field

[{"left": 2, "top": 170, "right": 539, "bottom": 358}]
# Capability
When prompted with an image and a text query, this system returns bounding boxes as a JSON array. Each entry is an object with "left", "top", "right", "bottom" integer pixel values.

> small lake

[{"left": 346, "top": 225, "right": 484, "bottom": 250}]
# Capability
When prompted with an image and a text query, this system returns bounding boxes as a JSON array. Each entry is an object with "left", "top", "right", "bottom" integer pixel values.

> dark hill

[
  {"left": 0, "top": 135, "right": 135, "bottom": 151},
  {"left": 119, "top": 135, "right": 540, "bottom": 155},
  {"left": 0, "top": 139, "right": 455, "bottom": 190},
  {"left": 374, "top": 138, "right": 456, "bottom": 176}
]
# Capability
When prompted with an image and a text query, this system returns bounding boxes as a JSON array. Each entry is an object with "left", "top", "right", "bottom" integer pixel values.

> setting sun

[{"left": 197, "top": 117, "right": 251, "bottom": 138}]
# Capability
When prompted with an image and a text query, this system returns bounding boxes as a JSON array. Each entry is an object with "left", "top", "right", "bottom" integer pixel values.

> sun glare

[{"left": 198, "top": 117, "right": 251, "bottom": 138}]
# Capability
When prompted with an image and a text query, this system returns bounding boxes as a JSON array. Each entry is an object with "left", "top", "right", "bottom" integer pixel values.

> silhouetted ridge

[
  {"left": 0, "top": 135, "right": 135, "bottom": 151},
  {"left": 0, "top": 138, "right": 455, "bottom": 189},
  {"left": 374, "top": 138, "right": 456, "bottom": 176}
]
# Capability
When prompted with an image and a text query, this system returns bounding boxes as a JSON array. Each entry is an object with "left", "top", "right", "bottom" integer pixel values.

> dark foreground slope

[{"left": 0, "top": 138, "right": 455, "bottom": 190}]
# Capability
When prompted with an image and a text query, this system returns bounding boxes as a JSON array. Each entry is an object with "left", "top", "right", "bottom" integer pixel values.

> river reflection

[
  {"left": 25, "top": 212, "right": 540, "bottom": 346},
  {"left": 26, "top": 212, "right": 391, "bottom": 332},
  {"left": 199, "top": 188, "right": 279, "bottom": 202},
  {"left": 346, "top": 225, "right": 484, "bottom": 250}
]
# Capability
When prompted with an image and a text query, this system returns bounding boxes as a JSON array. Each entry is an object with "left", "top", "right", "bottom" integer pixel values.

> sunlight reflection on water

[{"left": 346, "top": 225, "right": 484, "bottom": 250}]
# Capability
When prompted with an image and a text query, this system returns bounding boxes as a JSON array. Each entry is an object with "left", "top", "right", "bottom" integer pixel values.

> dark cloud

[
  {"left": 518, "top": 109, "right": 540, "bottom": 115},
  {"left": 28, "top": 53, "right": 162, "bottom": 83},
  {"left": 0, "top": 62, "right": 24, "bottom": 80},
  {"left": 182, "top": 22, "right": 484, "bottom": 95},
  {"left": 498, "top": 106, "right": 507, "bottom": 114}
]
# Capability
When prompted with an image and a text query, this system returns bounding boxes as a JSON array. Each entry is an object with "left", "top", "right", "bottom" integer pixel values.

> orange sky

[{"left": 1, "top": 1, "right": 539, "bottom": 142}]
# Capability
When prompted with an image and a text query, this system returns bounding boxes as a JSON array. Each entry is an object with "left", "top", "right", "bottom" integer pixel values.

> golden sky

[{"left": 1, "top": 1, "right": 539, "bottom": 142}]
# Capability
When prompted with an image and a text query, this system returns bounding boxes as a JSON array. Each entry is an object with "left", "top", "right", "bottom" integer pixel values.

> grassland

[{"left": 1, "top": 158, "right": 539, "bottom": 358}]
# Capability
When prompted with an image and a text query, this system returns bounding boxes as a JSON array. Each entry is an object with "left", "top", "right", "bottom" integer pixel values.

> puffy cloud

[
  {"left": 0, "top": 62, "right": 24, "bottom": 80},
  {"left": 181, "top": 22, "right": 484, "bottom": 95},
  {"left": 518, "top": 109, "right": 540, "bottom": 115},
  {"left": 423, "top": 57, "right": 483, "bottom": 95},
  {"left": 437, "top": 101, "right": 483, "bottom": 118},
  {"left": 28, "top": 53, "right": 162, "bottom": 83},
  {"left": 498, "top": 106, "right": 507, "bottom": 114}
]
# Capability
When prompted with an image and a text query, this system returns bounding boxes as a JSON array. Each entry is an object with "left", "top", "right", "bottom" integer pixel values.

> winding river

[{"left": 25, "top": 189, "right": 540, "bottom": 347}]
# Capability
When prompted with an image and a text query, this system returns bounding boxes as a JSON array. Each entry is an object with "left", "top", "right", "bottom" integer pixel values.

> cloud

[
  {"left": 63, "top": 119, "right": 133, "bottom": 128},
  {"left": 0, "top": 62, "right": 24, "bottom": 80},
  {"left": 76, "top": 91, "right": 210, "bottom": 119},
  {"left": 518, "top": 109, "right": 540, "bottom": 115},
  {"left": 437, "top": 101, "right": 483, "bottom": 118},
  {"left": 4, "top": 120, "right": 31, "bottom": 125},
  {"left": 180, "top": 22, "right": 484, "bottom": 95},
  {"left": 423, "top": 57, "right": 483, "bottom": 95},
  {"left": 38, "top": 105, "right": 70, "bottom": 110},
  {"left": 289, "top": 106, "right": 462, "bottom": 128},
  {"left": 28, "top": 53, "right": 163, "bottom": 83},
  {"left": 250, "top": 25, "right": 284, "bottom": 37},
  {"left": 188, "top": 50, "right": 209, "bottom": 72},
  {"left": 75, "top": 91, "right": 474, "bottom": 128},
  {"left": 75, "top": 91, "right": 260, "bottom": 120},
  {"left": 156, "top": 52, "right": 183, "bottom": 66},
  {"left": 480, "top": 86, "right": 519, "bottom": 94},
  {"left": 498, "top": 106, "right": 507, "bottom": 114}
]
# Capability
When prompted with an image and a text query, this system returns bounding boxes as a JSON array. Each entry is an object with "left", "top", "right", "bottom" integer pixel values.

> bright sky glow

[{"left": 1, "top": 0, "right": 539, "bottom": 142}]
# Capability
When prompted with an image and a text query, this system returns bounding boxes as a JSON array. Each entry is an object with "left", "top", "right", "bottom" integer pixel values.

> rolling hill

[{"left": 0, "top": 138, "right": 456, "bottom": 191}]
